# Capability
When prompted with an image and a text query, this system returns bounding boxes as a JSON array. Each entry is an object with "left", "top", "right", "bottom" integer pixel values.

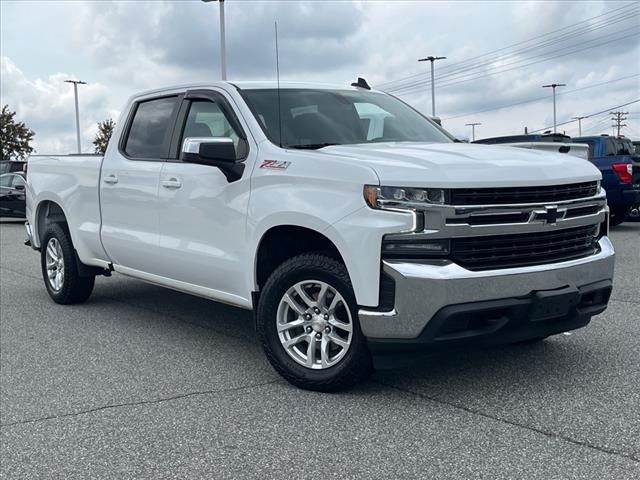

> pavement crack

[
  {"left": 0, "top": 379, "right": 282, "bottom": 429},
  {"left": 375, "top": 380, "right": 640, "bottom": 464}
]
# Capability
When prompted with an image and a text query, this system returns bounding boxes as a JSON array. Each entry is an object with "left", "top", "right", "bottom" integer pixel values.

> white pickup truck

[{"left": 26, "top": 81, "right": 615, "bottom": 391}]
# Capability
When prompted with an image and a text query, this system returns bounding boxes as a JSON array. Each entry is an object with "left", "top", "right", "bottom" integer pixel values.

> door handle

[
  {"left": 161, "top": 178, "right": 182, "bottom": 189},
  {"left": 103, "top": 174, "right": 118, "bottom": 185}
]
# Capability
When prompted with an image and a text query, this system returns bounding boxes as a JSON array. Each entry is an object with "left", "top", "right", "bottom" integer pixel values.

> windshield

[{"left": 239, "top": 88, "right": 453, "bottom": 149}]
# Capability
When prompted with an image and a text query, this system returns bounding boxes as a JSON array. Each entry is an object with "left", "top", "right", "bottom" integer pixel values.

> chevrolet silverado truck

[{"left": 25, "top": 82, "right": 615, "bottom": 391}]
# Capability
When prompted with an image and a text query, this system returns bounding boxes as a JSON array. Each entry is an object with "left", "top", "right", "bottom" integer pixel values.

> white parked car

[{"left": 25, "top": 82, "right": 615, "bottom": 391}]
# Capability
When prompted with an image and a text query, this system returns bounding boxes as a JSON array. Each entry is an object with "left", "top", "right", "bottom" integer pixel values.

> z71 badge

[{"left": 260, "top": 160, "right": 291, "bottom": 170}]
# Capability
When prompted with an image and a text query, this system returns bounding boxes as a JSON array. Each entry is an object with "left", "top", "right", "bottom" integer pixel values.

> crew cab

[
  {"left": 25, "top": 82, "right": 615, "bottom": 391},
  {"left": 573, "top": 135, "right": 640, "bottom": 226}
]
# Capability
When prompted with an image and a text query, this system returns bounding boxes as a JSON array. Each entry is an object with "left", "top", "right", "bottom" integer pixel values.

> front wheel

[
  {"left": 256, "top": 253, "right": 372, "bottom": 392},
  {"left": 41, "top": 224, "right": 95, "bottom": 304}
]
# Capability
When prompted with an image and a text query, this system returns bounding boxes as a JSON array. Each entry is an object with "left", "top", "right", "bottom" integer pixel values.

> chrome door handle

[
  {"left": 161, "top": 178, "right": 182, "bottom": 189},
  {"left": 103, "top": 174, "right": 118, "bottom": 185}
]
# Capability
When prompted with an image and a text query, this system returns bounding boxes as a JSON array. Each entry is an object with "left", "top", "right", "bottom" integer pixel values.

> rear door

[
  {"left": 154, "top": 89, "right": 254, "bottom": 305},
  {"left": 100, "top": 94, "right": 181, "bottom": 274}
]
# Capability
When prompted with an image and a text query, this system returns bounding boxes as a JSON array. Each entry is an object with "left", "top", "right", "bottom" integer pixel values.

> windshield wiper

[{"left": 286, "top": 143, "right": 338, "bottom": 150}]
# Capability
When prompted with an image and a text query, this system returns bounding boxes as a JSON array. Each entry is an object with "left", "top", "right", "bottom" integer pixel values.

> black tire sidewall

[
  {"left": 257, "top": 254, "right": 371, "bottom": 390},
  {"left": 40, "top": 224, "right": 94, "bottom": 304}
]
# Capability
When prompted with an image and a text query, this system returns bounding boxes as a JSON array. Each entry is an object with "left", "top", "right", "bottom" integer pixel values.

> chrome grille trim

[{"left": 392, "top": 192, "right": 607, "bottom": 240}]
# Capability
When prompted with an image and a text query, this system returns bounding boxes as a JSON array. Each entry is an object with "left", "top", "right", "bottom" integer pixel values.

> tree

[
  {"left": 93, "top": 118, "right": 116, "bottom": 154},
  {"left": 0, "top": 105, "right": 35, "bottom": 160}
]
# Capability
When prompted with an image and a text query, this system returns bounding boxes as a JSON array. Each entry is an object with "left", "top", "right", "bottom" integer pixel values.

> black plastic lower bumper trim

[{"left": 367, "top": 279, "right": 612, "bottom": 355}]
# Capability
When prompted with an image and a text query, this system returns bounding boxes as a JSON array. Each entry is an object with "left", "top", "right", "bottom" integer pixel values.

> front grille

[
  {"left": 450, "top": 181, "right": 598, "bottom": 205},
  {"left": 451, "top": 225, "right": 599, "bottom": 271}
]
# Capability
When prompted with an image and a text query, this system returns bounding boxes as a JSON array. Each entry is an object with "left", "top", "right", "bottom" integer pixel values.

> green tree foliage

[
  {"left": 93, "top": 118, "right": 116, "bottom": 155},
  {"left": 0, "top": 105, "right": 35, "bottom": 160}
]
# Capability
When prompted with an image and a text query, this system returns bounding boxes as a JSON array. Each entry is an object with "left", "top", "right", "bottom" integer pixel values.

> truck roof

[{"left": 129, "top": 81, "right": 383, "bottom": 100}]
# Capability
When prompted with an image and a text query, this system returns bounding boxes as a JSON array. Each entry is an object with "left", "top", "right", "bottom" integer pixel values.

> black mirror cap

[
  {"left": 13, "top": 184, "right": 26, "bottom": 191},
  {"left": 199, "top": 140, "right": 236, "bottom": 163}
]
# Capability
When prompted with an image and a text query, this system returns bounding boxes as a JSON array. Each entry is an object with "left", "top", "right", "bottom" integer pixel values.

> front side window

[
  {"left": 124, "top": 96, "right": 177, "bottom": 158},
  {"left": 239, "top": 88, "right": 453, "bottom": 149},
  {"left": 181, "top": 100, "right": 240, "bottom": 150}
]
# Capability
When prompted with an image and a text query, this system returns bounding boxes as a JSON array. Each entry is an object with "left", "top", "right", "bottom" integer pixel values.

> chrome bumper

[{"left": 359, "top": 236, "right": 615, "bottom": 339}]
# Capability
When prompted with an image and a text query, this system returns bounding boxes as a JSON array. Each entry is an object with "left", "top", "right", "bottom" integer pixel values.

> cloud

[{"left": 0, "top": 57, "right": 116, "bottom": 153}]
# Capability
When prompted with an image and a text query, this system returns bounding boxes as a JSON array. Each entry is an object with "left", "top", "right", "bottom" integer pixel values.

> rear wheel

[
  {"left": 257, "top": 253, "right": 372, "bottom": 391},
  {"left": 41, "top": 224, "right": 95, "bottom": 304}
]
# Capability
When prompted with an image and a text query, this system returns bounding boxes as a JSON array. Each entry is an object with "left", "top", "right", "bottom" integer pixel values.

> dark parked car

[
  {"left": 0, "top": 160, "right": 27, "bottom": 175},
  {"left": 0, "top": 172, "right": 27, "bottom": 218}
]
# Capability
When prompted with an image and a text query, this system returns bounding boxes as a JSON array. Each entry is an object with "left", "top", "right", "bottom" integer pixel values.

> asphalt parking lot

[{"left": 0, "top": 220, "right": 638, "bottom": 479}]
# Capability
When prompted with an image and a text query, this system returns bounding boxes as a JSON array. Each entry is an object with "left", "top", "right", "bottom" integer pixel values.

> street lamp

[
  {"left": 572, "top": 116, "right": 588, "bottom": 136},
  {"left": 202, "top": 0, "right": 227, "bottom": 80},
  {"left": 64, "top": 79, "right": 87, "bottom": 154},
  {"left": 542, "top": 83, "right": 566, "bottom": 133},
  {"left": 465, "top": 122, "right": 481, "bottom": 142},
  {"left": 418, "top": 56, "right": 446, "bottom": 117}
]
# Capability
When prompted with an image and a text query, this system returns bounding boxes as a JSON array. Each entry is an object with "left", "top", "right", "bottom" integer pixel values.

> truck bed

[{"left": 26, "top": 154, "right": 108, "bottom": 266}]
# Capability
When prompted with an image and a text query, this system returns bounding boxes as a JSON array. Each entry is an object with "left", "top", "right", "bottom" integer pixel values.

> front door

[
  {"left": 100, "top": 95, "right": 181, "bottom": 275},
  {"left": 155, "top": 90, "right": 253, "bottom": 306}
]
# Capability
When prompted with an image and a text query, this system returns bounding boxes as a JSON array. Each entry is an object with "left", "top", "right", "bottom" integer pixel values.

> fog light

[{"left": 382, "top": 238, "right": 450, "bottom": 259}]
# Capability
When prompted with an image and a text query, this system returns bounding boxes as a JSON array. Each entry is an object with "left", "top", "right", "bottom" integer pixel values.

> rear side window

[
  {"left": 124, "top": 96, "right": 177, "bottom": 158},
  {"left": 0, "top": 175, "right": 11, "bottom": 187}
]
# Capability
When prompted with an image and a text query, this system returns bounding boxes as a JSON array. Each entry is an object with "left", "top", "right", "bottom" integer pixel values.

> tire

[
  {"left": 256, "top": 253, "right": 372, "bottom": 392},
  {"left": 40, "top": 223, "right": 95, "bottom": 304},
  {"left": 609, "top": 205, "right": 629, "bottom": 227}
]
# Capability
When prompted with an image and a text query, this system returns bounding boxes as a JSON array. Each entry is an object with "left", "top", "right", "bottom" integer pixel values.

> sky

[{"left": 1, "top": 0, "right": 639, "bottom": 154}]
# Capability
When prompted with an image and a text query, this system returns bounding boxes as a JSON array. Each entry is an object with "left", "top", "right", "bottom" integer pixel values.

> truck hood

[{"left": 319, "top": 142, "right": 601, "bottom": 188}]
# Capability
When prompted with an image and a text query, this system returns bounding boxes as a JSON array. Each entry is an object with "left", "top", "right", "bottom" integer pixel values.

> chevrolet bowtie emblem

[{"left": 545, "top": 206, "right": 558, "bottom": 225}]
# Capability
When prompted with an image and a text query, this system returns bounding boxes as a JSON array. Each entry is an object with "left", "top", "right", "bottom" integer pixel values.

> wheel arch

[
  {"left": 254, "top": 225, "right": 347, "bottom": 297},
  {"left": 35, "top": 199, "right": 70, "bottom": 247}
]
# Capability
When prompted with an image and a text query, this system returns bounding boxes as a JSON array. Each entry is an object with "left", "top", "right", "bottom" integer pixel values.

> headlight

[{"left": 364, "top": 185, "right": 448, "bottom": 210}]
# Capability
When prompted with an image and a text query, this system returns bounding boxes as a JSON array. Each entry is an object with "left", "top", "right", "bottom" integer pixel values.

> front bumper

[{"left": 359, "top": 236, "right": 615, "bottom": 348}]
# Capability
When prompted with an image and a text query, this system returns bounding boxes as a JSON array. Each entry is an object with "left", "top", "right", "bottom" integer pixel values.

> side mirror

[
  {"left": 182, "top": 137, "right": 245, "bottom": 182},
  {"left": 182, "top": 137, "right": 237, "bottom": 164},
  {"left": 13, "top": 184, "right": 25, "bottom": 191}
]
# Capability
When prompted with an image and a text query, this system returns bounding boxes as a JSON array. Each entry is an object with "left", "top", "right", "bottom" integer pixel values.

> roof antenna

[
  {"left": 351, "top": 77, "right": 371, "bottom": 90},
  {"left": 275, "top": 21, "right": 283, "bottom": 148}
]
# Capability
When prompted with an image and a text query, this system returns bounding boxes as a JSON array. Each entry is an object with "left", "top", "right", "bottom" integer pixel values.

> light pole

[
  {"left": 202, "top": 0, "right": 227, "bottom": 80},
  {"left": 542, "top": 83, "right": 566, "bottom": 133},
  {"left": 572, "top": 116, "right": 588, "bottom": 136},
  {"left": 64, "top": 79, "right": 87, "bottom": 153},
  {"left": 465, "top": 122, "right": 481, "bottom": 142},
  {"left": 418, "top": 56, "right": 446, "bottom": 117}
]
